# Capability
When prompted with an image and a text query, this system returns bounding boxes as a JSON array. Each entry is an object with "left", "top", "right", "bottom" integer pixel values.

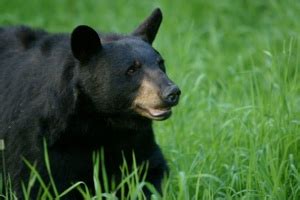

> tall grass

[
  {"left": 1, "top": 140, "right": 157, "bottom": 199},
  {"left": 0, "top": 0, "right": 300, "bottom": 199}
]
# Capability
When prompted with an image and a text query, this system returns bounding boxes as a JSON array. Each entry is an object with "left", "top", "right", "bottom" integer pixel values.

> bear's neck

[
  {"left": 57, "top": 102, "right": 153, "bottom": 149},
  {"left": 71, "top": 105, "right": 153, "bottom": 132},
  {"left": 71, "top": 88, "right": 153, "bottom": 132}
]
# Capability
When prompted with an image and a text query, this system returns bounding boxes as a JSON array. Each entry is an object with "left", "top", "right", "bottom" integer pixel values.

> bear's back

[
  {"left": 0, "top": 26, "right": 73, "bottom": 137},
  {"left": 0, "top": 26, "right": 48, "bottom": 55}
]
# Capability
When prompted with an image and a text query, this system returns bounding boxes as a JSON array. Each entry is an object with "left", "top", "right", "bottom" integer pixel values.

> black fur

[{"left": 0, "top": 8, "right": 178, "bottom": 199}]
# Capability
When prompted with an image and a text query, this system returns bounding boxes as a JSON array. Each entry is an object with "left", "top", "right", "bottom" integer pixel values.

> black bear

[{"left": 0, "top": 8, "right": 180, "bottom": 199}]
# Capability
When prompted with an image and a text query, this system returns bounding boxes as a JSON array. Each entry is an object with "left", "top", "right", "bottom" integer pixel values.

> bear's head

[{"left": 71, "top": 8, "right": 181, "bottom": 121}]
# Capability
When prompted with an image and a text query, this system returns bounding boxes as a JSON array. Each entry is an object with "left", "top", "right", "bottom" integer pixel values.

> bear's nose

[{"left": 162, "top": 85, "right": 181, "bottom": 106}]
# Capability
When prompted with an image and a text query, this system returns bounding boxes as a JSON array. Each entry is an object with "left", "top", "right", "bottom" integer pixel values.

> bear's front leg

[{"left": 143, "top": 144, "right": 169, "bottom": 199}]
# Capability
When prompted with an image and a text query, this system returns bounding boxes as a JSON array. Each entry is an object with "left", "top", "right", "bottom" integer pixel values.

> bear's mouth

[{"left": 135, "top": 105, "right": 172, "bottom": 120}]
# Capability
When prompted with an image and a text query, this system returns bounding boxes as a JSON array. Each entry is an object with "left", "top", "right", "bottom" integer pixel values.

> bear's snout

[
  {"left": 132, "top": 75, "right": 180, "bottom": 121},
  {"left": 161, "top": 85, "right": 181, "bottom": 107}
]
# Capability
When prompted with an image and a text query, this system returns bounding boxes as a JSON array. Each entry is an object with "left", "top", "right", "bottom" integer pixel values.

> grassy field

[{"left": 1, "top": 0, "right": 300, "bottom": 199}]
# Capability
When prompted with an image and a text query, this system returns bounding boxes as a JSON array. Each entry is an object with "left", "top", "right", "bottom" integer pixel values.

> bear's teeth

[{"left": 148, "top": 108, "right": 170, "bottom": 117}]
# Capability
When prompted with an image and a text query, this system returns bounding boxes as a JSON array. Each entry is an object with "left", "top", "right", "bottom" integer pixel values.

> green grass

[{"left": 1, "top": 0, "right": 300, "bottom": 199}]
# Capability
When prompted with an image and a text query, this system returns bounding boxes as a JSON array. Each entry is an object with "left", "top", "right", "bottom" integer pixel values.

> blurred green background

[{"left": 1, "top": 0, "right": 300, "bottom": 199}]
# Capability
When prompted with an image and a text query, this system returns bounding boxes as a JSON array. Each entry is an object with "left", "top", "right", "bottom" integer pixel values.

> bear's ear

[
  {"left": 132, "top": 8, "right": 163, "bottom": 45},
  {"left": 71, "top": 25, "right": 102, "bottom": 62}
]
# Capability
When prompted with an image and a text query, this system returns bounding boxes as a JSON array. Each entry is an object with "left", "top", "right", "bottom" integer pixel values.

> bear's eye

[{"left": 126, "top": 61, "right": 142, "bottom": 76}]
